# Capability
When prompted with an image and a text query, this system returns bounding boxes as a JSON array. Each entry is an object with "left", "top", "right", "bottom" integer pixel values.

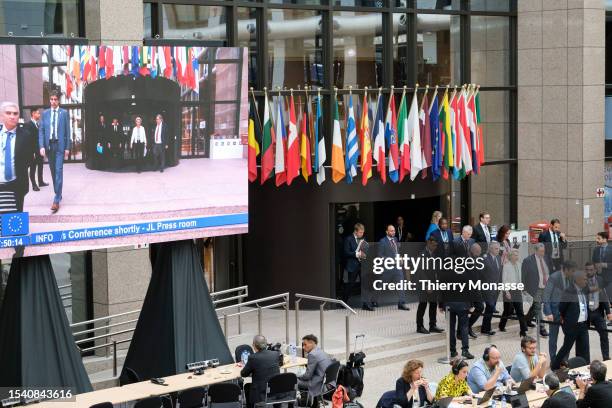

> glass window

[
  {"left": 471, "top": 16, "right": 510, "bottom": 87},
  {"left": 271, "top": 0, "right": 326, "bottom": 5},
  {"left": 335, "top": 0, "right": 386, "bottom": 7},
  {"left": 238, "top": 8, "right": 257, "bottom": 89},
  {"left": 214, "top": 103, "right": 237, "bottom": 138},
  {"left": 393, "top": 13, "right": 411, "bottom": 87},
  {"left": 417, "top": 0, "right": 460, "bottom": 10},
  {"left": 0, "top": 0, "right": 80, "bottom": 37},
  {"left": 469, "top": 0, "right": 512, "bottom": 12},
  {"left": 144, "top": 3, "right": 152, "bottom": 38},
  {"left": 268, "top": 9, "right": 323, "bottom": 90},
  {"left": 417, "top": 14, "right": 460, "bottom": 86},
  {"left": 333, "top": 12, "right": 383, "bottom": 89},
  {"left": 470, "top": 163, "right": 512, "bottom": 228},
  {"left": 477, "top": 90, "right": 511, "bottom": 161},
  {"left": 162, "top": 4, "right": 227, "bottom": 42},
  {"left": 19, "top": 44, "right": 47, "bottom": 64},
  {"left": 21, "top": 66, "right": 47, "bottom": 106},
  {"left": 215, "top": 63, "right": 239, "bottom": 101}
]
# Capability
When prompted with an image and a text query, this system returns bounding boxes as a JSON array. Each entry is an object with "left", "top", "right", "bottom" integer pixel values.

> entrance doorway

[{"left": 333, "top": 196, "right": 442, "bottom": 305}]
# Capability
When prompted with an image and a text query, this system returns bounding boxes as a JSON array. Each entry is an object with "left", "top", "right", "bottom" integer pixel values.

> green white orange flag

[
  {"left": 260, "top": 91, "right": 275, "bottom": 184},
  {"left": 331, "top": 93, "right": 345, "bottom": 183}
]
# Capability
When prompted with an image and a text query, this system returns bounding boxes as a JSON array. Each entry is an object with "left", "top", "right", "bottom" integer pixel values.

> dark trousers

[
  {"left": 133, "top": 142, "right": 145, "bottom": 171},
  {"left": 469, "top": 301, "right": 484, "bottom": 328},
  {"left": 342, "top": 269, "right": 359, "bottom": 303},
  {"left": 552, "top": 321, "right": 590, "bottom": 369},
  {"left": 590, "top": 308, "right": 610, "bottom": 360},
  {"left": 152, "top": 143, "right": 165, "bottom": 170},
  {"left": 499, "top": 300, "right": 527, "bottom": 334},
  {"left": 448, "top": 304, "right": 469, "bottom": 353},
  {"left": 417, "top": 301, "right": 437, "bottom": 329},
  {"left": 29, "top": 154, "right": 44, "bottom": 187},
  {"left": 526, "top": 290, "right": 547, "bottom": 331},
  {"left": 481, "top": 299, "right": 497, "bottom": 333}
]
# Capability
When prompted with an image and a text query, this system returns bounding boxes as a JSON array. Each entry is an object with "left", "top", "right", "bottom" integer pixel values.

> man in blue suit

[
  {"left": 38, "top": 90, "right": 71, "bottom": 213},
  {"left": 378, "top": 224, "right": 409, "bottom": 310},
  {"left": 342, "top": 223, "right": 369, "bottom": 309}
]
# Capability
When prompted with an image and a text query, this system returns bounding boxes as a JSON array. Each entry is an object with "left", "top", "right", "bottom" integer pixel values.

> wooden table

[{"left": 31, "top": 356, "right": 308, "bottom": 407}]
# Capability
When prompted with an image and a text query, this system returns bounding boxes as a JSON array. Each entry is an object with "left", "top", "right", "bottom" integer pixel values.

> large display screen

[{"left": 0, "top": 44, "right": 248, "bottom": 257}]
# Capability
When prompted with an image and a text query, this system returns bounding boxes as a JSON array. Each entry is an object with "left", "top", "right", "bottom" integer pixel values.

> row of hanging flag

[
  {"left": 248, "top": 84, "right": 485, "bottom": 186},
  {"left": 63, "top": 45, "right": 202, "bottom": 98}
]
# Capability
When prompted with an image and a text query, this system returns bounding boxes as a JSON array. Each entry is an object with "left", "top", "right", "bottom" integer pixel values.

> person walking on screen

[
  {"left": 151, "top": 114, "right": 168, "bottom": 172},
  {"left": 38, "top": 90, "right": 71, "bottom": 213},
  {"left": 130, "top": 116, "right": 146, "bottom": 173},
  {"left": 24, "top": 107, "right": 47, "bottom": 191},
  {"left": 0, "top": 102, "right": 31, "bottom": 213}
]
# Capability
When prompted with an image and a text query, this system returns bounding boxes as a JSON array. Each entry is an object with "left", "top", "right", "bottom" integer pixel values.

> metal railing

[
  {"left": 294, "top": 293, "right": 357, "bottom": 361},
  {"left": 216, "top": 292, "right": 291, "bottom": 344},
  {"left": 70, "top": 285, "right": 250, "bottom": 375}
]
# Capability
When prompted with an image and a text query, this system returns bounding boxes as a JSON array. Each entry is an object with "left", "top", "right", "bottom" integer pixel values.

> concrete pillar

[
  {"left": 85, "top": 0, "right": 143, "bottom": 45},
  {"left": 517, "top": 0, "right": 605, "bottom": 240}
]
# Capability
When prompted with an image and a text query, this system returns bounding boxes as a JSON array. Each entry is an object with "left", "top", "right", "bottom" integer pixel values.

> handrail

[
  {"left": 216, "top": 292, "right": 289, "bottom": 313},
  {"left": 70, "top": 309, "right": 140, "bottom": 329},
  {"left": 294, "top": 293, "right": 356, "bottom": 361}
]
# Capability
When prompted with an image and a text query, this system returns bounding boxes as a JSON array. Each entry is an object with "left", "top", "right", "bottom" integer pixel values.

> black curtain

[
  {"left": 0, "top": 256, "right": 92, "bottom": 396},
  {"left": 120, "top": 240, "right": 232, "bottom": 384}
]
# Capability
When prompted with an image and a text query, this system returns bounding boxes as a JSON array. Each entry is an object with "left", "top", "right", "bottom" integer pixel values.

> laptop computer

[
  {"left": 555, "top": 368, "right": 570, "bottom": 383},
  {"left": 514, "top": 378, "right": 534, "bottom": 394},
  {"left": 434, "top": 396, "right": 453, "bottom": 408},
  {"left": 477, "top": 388, "right": 496, "bottom": 404}
]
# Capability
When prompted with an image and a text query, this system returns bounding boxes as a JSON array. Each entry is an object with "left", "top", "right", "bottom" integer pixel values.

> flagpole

[
  {"left": 428, "top": 85, "right": 439, "bottom": 115},
  {"left": 419, "top": 84, "right": 429, "bottom": 110},
  {"left": 250, "top": 87, "right": 264, "bottom": 132},
  {"left": 439, "top": 84, "right": 450, "bottom": 115}
]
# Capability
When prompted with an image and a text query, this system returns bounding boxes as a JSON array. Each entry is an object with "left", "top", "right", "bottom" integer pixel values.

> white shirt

[
  {"left": 481, "top": 223, "right": 491, "bottom": 243},
  {"left": 535, "top": 255, "right": 549, "bottom": 289},
  {"left": 502, "top": 262, "right": 522, "bottom": 285},
  {"left": 549, "top": 229, "right": 560, "bottom": 259},
  {"left": 576, "top": 285, "right": 588, "bottom": 323},
  {"left": 154, "top": 123, "right": 163, "bottom": 144},
  {"left": 130, "top": 126, "right": 146, "bottom": 144},
  {"left": 0, "top": 125, "right": 17, "bottom": 183}
]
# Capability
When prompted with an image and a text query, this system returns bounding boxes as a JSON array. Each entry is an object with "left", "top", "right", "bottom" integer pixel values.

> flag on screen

[
  {"left": 261, "top": 93, "right": 275, "bottom": 184},
  {"left": 397, "top": 90, "right": 411, "bottom": 182},
  {"left": 475, "top": 91, "right": 485, "bottom": 168},
  {"left": 131, "top": 46, "right": 140, "bottom": 77},
  {"left": 98, "top": 45, "right": 106, "bottom": 79},
  {"left": 345, "top": 94, "right": 358, "bottom": 184},
  {"left": 360, "top": 93, "right": 372, "bottom": 186},
  {"left": 467, "top": 91, "right": 479, "bottom": 175},
  {"left": 331, "top": 94, "right": 345, "bottom": 183},
  {"left": 286, "top": 94, "right": 300, "bottom": 185},
  {"left": 274, "top": 96, "right": 287, "bottom": 186},
  {"left": 314, "top": 95, "right": 326, "bottom": 185},
  {"left": 65, "top": 46, "right": 73, "bottom": 99},
  {"left": 450, "top": 91, "right": 461, "bottom": 179},
  {"left": 300, "top": 99, "right": 312, "bottom": 182},
  {"left": 407, "top": 90, "right": 422, "bottom": 181},
  {"left": 429, "top": 93, "right": 442, "bottom": 181},
  {"left": 1, "top": 213, "right": 28, "bottom": 236},
  {"left": 106, "top": 46, "right": 114, "bottom": 78},
  {"left": 457, "top": 90, "right": 472, "bottom": 179},
  {"left": 248, "top": 100, "right": 261, "bottom": 183},
  {"left": 440, "top": 90, "right": 453, "bottom": 179},
  {"left": 372, "top": 93, "right": 386, "bottom": 184}
]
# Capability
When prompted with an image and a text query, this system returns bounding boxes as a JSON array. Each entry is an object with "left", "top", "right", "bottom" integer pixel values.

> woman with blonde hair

[
  {"left": 425, "top": 211, "right": 443, "bottom": 240},
  {"left": 394, "top": 359, "right": 434, "bottom": 407}
]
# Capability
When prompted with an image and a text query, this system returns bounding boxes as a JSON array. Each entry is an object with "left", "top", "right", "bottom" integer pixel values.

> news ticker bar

[{"left": 0, "top": 213, "right": 249, "bottom": 248}]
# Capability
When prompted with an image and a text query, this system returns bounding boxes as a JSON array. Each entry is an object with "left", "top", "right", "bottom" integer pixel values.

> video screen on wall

[{"left": 0, "top": 44, "right": 248, "bottom": 257}]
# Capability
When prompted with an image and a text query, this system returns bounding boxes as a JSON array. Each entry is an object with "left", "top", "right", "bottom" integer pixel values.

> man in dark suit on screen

[
  {"left": 430, "top": 217, "right": 453, "bottom": 258},
  {"left": 453, "top": 225, "right": 475, "bottom": 258},
  {"left": 151, "top": 114, "right": 168, "bottom": 172},
  {"left": 480, "top": 241, "right": 503, "bottom": 336},
  {"left": 343, "top": 223, "right": 370, "bottom": 310},
  {"left": 39, "top": 90, "right": 71, "bottom": 213},
  {"left": 472, "top": 212, "right": 492, "bottom": 252},
  {"left": 593, "top": 231, "right": 612, "bottom": 286},
  {"left": 240, "top": 334, "right": 281, "bottom": 408},
  {"left": 24, "top": 107, "right": 47, "bottom": 191},
  {"left": 538, "top": 219, "right": 567, "bottom": 272},
  {"left": 0, "top": 102, "right": 32, "bottom": 213},
  {"left": 522, "top": 243, "right": 553, "bottom": 338},
  {"left": 378, "top": 224, "right": 410, "bottom": 310}
]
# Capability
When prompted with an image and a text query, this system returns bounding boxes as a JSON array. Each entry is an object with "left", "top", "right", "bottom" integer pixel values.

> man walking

[
  {"left": 24, "top": 108, "right": 47, "bottom": 191},
  {"left": 151, "top": 114, "right": 168, "bottom": 172},
  {"left": 39, "top": 90, "right": 70, "bottom": 213},
  {"left": 378, "top": 224, "right": 410, "bottom": 310},
  {"left": 0, "top": 102, "right": 31, "bottom": 213}
]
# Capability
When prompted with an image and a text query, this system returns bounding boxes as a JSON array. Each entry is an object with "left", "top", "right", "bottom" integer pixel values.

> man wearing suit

[
  {"left": 109, "top": 118, "right": 123, "bottom": 166},
  {"left": 342, "top": 223, "right": 369, "bottom": 309},
  {"left": 96, "top": 114, "right": 110, "bottom": 168},
  {"left": 452, "top": 225, "right": 475, "bottom": 258},
  {"left": 551, "top": 270, "right": 590, "bottom": 369},
  {"left": 538, "top": 219, "right": 567, "bottom": 272},
  {"left": 472, "top": 212, "right": 492, "bottom": 252},
  {"left": 541, "top": 373, "right": 576, "bottom": 408},
  {"left": 522, "top": 243, "right": 553, "bottom": 338},
  {"left": 416, "top": 237, "right": 444, "bottom": 334},
  {"left": 585, "top": 262, "right": 612, "bottom": 361},
  {"left": 24, "top": 108, "right": 47, "bottom": 191},
  {"left": 431, "top": 217, "right": 453, "bottom": 258},
  {"left": 151, "top": 114, "right": 168, "bottom": 173},
  {"left": 593, "top": 231, "right": 612, "bottom": 286},
  {"left": 378, "top": 224, "right": 410, "bottom": 310},
  {"left": 395, "top": 216, "right": 412, "bottom": 243},
  {"left": 298, "top": 334, "right": 333, "bottom": 406},
  {"left": 240, "top": 334, "right": 281, "bottom": 408},
  {"left": 480, "top": 241, "right": 503, "bottom": 336},
  {"left": 543, "top": 260, "right": 577, "bottom": 364},
  {"left": 0, "top": 102, "right": 32, "bottom": 213},
  {"left": 39, "top": 90, "right": 71, "bottom": 213},
  {"left": 576, "top": 360, "right": 612, "bottom": 408}
]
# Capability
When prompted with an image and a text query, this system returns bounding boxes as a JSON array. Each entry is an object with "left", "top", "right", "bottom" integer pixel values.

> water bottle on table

[
  {"left": 289, "top": 343, "right": 297, "bottom": 363},
  {"left": 241, "top": 350, "right": 249, "bottom": 366}
]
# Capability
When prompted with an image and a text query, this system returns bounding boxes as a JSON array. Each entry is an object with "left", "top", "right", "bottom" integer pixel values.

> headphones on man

[
  {"left": 452, "top": 358, "right": 468, "bottom": 375},
  {"left": 483, "top": 344, "right": 497, "bottom": 362}
]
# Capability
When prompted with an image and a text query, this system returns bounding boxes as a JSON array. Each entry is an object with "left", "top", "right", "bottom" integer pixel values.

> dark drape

[
  {"left": 0, "top": 255, "right": 92, "bottom": 396},
  {"left": 120, "top": 240, "right": 232, "bottom": 384}
]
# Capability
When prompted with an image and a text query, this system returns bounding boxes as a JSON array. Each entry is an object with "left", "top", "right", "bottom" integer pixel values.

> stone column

[
  {"left": 517, "top": 0, "right": 605, "bottom": 240},
  {"left": 85, "top": 0, "right": 144, "bottom": 45}
]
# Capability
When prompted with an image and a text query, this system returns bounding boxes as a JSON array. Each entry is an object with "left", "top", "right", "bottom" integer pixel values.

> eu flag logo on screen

[{"left": 1, "top": 212, "right": 29, "bottom": 236}]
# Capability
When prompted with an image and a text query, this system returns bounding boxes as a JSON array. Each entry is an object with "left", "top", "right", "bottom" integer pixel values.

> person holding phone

[
  {"left": 576, "top": 360, "right": 612, "bottom": 408},
  {"left": 394, "top": 360, "right": 434, "bottom": 407},
  {"left": 435, "top": 358, "right": 473, "bottom": 400}
]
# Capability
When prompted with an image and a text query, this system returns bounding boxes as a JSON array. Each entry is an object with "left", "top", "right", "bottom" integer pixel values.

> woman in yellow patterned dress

[{"left": 435, "top": 357, "right": 474, "bottom": 401}]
